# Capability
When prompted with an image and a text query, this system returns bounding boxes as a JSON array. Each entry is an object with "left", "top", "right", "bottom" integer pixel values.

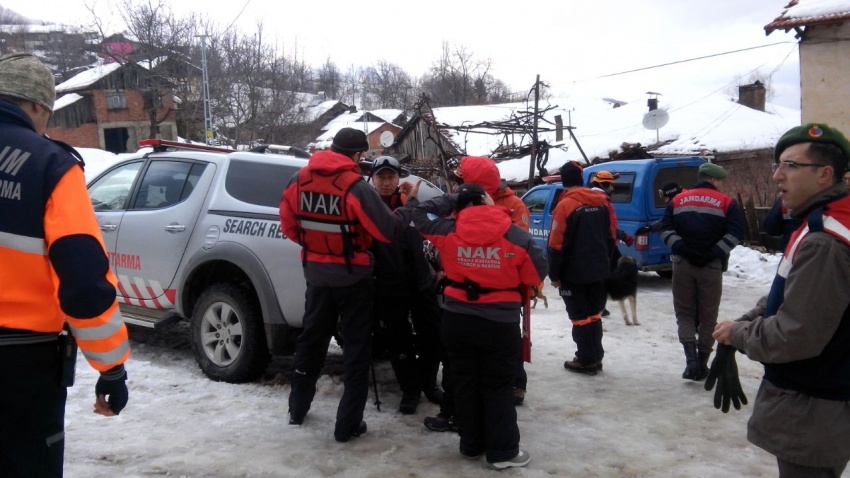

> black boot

[
  {"left": 682, "top": 343, "right": 699, "bottom": 380},
  {"left": 695, "top": 350, "right": 711, "bottom": 381}
]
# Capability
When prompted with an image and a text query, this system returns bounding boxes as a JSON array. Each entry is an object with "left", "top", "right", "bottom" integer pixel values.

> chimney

[
  {"left": 349, "top": 105, "right": 357, "bottom": 113},
  {"left": 647, "top": 98, "right": 658, "bottom": 111},
  {"left": 738, "top": 81, "right": 766, "bottom": 112}
]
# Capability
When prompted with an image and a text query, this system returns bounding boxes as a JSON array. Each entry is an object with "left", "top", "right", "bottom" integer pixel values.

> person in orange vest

[
  {"left": 0, "top": 53, "right": 130, "bottom": 477},
  {"left": 413, "top": 183, "right": 546, "bottom": 470},
  {"left": 457, "top": 157, "right": 533, "bottom": 405},
  {"left": 280, "top": 128, "right": 421, "bottom": 442}
]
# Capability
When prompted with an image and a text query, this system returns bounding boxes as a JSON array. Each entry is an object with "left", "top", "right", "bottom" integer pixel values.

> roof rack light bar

[{"left": 138, "top": 139, "right": 235, "bottom": 153}]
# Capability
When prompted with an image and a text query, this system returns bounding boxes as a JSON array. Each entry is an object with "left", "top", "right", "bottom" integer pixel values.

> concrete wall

[{"left": 800, "top": 22, "right": 850, "bottom": 135}]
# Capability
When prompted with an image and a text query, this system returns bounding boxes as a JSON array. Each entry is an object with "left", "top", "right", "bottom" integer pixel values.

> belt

[{"left": 0, "top": 327, "right": 59, "bottom": 346}]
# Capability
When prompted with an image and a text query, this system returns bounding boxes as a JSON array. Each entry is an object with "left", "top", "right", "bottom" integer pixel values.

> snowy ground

[{"left": 61, "top": 247, "right": 845, "bottom": 478}]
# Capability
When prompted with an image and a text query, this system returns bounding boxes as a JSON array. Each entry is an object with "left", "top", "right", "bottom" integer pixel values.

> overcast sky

[{"left": 5, "top": 0, "right": 802, "bottom": 109}]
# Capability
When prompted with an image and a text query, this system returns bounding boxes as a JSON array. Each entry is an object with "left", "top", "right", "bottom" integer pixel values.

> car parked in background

[{"left": 521, "top": 157, "right": 707, "bottom": 276}]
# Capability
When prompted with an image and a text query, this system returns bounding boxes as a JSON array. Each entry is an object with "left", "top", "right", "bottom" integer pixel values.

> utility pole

[
  {"left": 526, "top": 75, "right": 540, "bottom": 191},
  {"left": 196, "top": 34, "right": 213, "bottom": 145}
]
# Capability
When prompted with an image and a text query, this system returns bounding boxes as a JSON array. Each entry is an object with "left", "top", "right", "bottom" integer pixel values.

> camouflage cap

[{"left": 0, "top": 53, "right": 55, "bottom": 112}]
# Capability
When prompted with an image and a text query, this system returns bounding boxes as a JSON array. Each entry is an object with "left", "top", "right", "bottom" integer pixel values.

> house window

[{"left": 106, "top": 91, "right": 126, "bottom": 110}]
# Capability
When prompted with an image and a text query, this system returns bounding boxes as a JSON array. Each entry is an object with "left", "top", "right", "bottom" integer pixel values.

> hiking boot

[
  {"left": 563, "top": 359, "right": 599, "bottom": 376},
  {"left": 682, "top": 343, "right": 699, "bottom": 380},
  {"left": 423, "top": 386, "right": 444, "bottom": 405},
  {"left": 695, "top": 350, "right": 711, "bottom": 381},
  {"left": 334, "top": 420, "right": 367, "bottom": 443},
  {"left": 399, "top": 391, "right": 420, "bottom": 415},
  {"left": 487, "top": 450, "right": 531, "bottom": 470},
  {"left": 513, "top": 388, "right": 526, "bottom": 406},
  {"left": 424, "top": 414, "right": 456, "bottom": 432},
  {"left": 288, "top": 415, "right": 304, "bottom": 426},
  {"left": 460, "top": 445, "right": 484, "bottom": 460},
  {"left": 601, "top": 308, "right": 610, "bottom": 317}
]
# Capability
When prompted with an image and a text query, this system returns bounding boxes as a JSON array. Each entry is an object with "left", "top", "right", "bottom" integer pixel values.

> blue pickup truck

[{"left": 520, "top": 157, "right": 707, "bottom": 277}]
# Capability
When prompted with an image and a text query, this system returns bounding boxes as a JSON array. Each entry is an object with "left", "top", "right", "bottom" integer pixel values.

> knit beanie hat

[
  {"left": 659, "top": 182, "right": 683, "bottom": 199},
  {"left": 456, "top": 183, "right": 487, "bottom": 210},
  {"left": 560, "top": 161, "right": 584, "bottom": 187},
  {"left": 0, "top": 53, "right": 55, "bottom": 112},
  {"left": 331, "top": 127, "right": 369, "bottom": 155},
  {"left": 774, "top": 123, "right": 850, "bottom": 166},
  {"left": 459, "top": 156, "right": 501, "bottom": 195}
]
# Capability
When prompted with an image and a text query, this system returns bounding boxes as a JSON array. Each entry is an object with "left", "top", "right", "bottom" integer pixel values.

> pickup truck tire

[{"left": 191, "top": 283, "right": 270, "bottom": 383}]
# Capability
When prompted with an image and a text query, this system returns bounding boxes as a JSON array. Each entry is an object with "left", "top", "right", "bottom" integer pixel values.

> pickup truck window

[
  {"left": 89, "top": 160, "right": 143, "bottom": 211},
  {"left": 523, "top": 188, "right": 551, "bottom": 213},
  {"left": 226, "top": 160, "right": 301, "bottom": 208},
  {"left": 135, "top": 161, "right": 195, "bottom": 209},
  {"left": 610, "top": 173, "right": 635, "bottom": 204},
  {"left": 652, "top": 167, "right": 699, "bottom": 208}
]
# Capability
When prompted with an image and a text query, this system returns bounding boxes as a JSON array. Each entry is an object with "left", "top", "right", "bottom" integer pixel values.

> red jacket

[
  {"left": 413, "top": 195, "right": 546, "bottom": 322},
  {"left": 280, "top": 150, "right": 416, "bottom": 286},
  {"left": 492, "top": 187, "right": 530, "bottom": 231}
]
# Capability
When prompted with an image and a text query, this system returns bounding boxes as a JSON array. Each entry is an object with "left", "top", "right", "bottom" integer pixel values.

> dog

[
  {"left": 606, "top": 255, "right": 639, "bottom": 325},
  {"left": 530, "top": 282, "right": 548, "bottom": 309}
]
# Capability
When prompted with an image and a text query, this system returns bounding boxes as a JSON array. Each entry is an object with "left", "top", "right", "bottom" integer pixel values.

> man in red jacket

[{"left": 280, "top": 128, "right": 420, "bottom": 442}]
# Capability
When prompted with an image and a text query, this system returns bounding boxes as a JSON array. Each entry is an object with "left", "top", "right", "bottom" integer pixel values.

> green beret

[
  {"left": 774, "top": 123, "right": 850, "bottom": 164},
  {"left": 698, "top": 162, "right": 727, "bottom": 179}
]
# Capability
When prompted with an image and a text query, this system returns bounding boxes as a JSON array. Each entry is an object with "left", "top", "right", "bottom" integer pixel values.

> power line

[
  {"left": 586, "top": 41, "right": 796, "bottom": 81},
  {"left": 222, "top": 0, "right": 252, "bottom": 35}
]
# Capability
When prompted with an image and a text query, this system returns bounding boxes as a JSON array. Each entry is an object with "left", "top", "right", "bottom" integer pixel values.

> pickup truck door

[
  {"left": 112, "top": 159, "right": 213, "bottom": 309},
  {"left": 89, "top": 160, "right": 144, "bottom": 255},
  {"left": 522, "top": 186, "right": 559, "bottom": 255}
]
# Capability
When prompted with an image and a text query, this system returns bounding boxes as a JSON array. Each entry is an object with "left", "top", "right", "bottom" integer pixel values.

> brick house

[{"left": 45, "top": 61, "right": 178, "bottom": 153}]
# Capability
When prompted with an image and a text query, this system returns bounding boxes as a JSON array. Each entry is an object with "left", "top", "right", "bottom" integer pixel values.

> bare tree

[
  {"left": 362, "top": 60, "right": 414, "bottom": 110},
  {"left": 420, "top": 42, "right": 509, "bottom": 107},
  {"left": 316, "top": 58, "right": 342, "bottom": 100}
]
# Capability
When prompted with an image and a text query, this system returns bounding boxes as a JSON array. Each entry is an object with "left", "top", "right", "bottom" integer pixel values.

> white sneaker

[{"left": 487, "top": 450, "right": 530, "bottom": 470}]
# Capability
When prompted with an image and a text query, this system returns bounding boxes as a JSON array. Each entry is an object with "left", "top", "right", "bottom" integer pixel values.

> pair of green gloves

[{"left": 704, "top": 344, "right": 748, "bottom": 413}]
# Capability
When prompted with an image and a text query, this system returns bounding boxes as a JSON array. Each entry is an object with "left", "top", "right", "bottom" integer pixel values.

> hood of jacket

[
  {"left": 306, "top": 149, "right": 360, "bottom": 175},
  {"left": 454, "top": 204, "right": 512, "bottom": 245},
  {"left": 460, "top": 156, "right": 501, "bottom": 195},
  {"left": 563, "top": 186, "right": 610, "bottom": 207}
]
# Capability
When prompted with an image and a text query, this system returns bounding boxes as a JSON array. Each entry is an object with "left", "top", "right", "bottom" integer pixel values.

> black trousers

[
  {"left": 373, "top": 289, "right": 442, "bottom": 395},
  {"left": 561, "top": 280, "right": 607, "bottom": 364},
  {"left": 0, "top": 340, "right": 66, "bottom": 478},
  {"left": 289, "top": 279, "right": 374, "bottom": 437},
  {"left": 442, "top": 310, "right": 520, "bottom": 463}
]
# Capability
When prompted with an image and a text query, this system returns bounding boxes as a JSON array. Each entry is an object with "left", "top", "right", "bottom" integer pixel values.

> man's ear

[{"left": 817, "top": 164, "right": 836, "bottom": 186}]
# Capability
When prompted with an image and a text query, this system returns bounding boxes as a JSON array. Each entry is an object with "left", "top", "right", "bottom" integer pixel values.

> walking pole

[{"left": 370, "top": 360, "right": 382, "bottom": 411}]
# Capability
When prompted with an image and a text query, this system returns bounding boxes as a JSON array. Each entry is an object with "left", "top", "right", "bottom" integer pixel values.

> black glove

[
  {"left": 704, "top": 344, "right": 748, "bottom": 413},
  {"left": 95, "top": 364, "right": 129, "bottom": 415}
]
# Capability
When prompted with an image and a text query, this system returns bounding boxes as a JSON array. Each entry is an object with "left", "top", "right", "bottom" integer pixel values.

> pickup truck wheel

[{"left": 191, "top": 283, "right": 270, "bottom": 383}]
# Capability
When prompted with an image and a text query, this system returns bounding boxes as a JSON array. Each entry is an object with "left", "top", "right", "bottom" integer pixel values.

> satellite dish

[
  {"left": 642, "top": 109, "right": 670, "bottom": 130},
  {"left": 379, "top": 131, "right": 394, "bottom": 148}
]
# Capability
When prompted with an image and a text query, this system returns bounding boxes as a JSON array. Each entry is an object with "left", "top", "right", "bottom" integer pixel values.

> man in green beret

[
  {"left": 659, "top": 161, "right": 745, "bottom": 381},
  {"left": 714, "top": 123, "right": 850, "bottom": 477}
]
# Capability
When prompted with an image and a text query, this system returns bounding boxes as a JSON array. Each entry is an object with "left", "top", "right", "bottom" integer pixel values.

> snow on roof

[
  {"left": 53, "top": 93, "right": 83, "bottom": 111},
  {"left": 310, "top": 121, "right": 388, "bottom": 150},
  {"left": 55, "top": 62, "right": 123, "bottom": 93},
  {"left": 765, "top": 0, "right": 850, "bottom": 32},
  {"left": 424, "top": 89, "right": 801, "bottom": 183}
]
